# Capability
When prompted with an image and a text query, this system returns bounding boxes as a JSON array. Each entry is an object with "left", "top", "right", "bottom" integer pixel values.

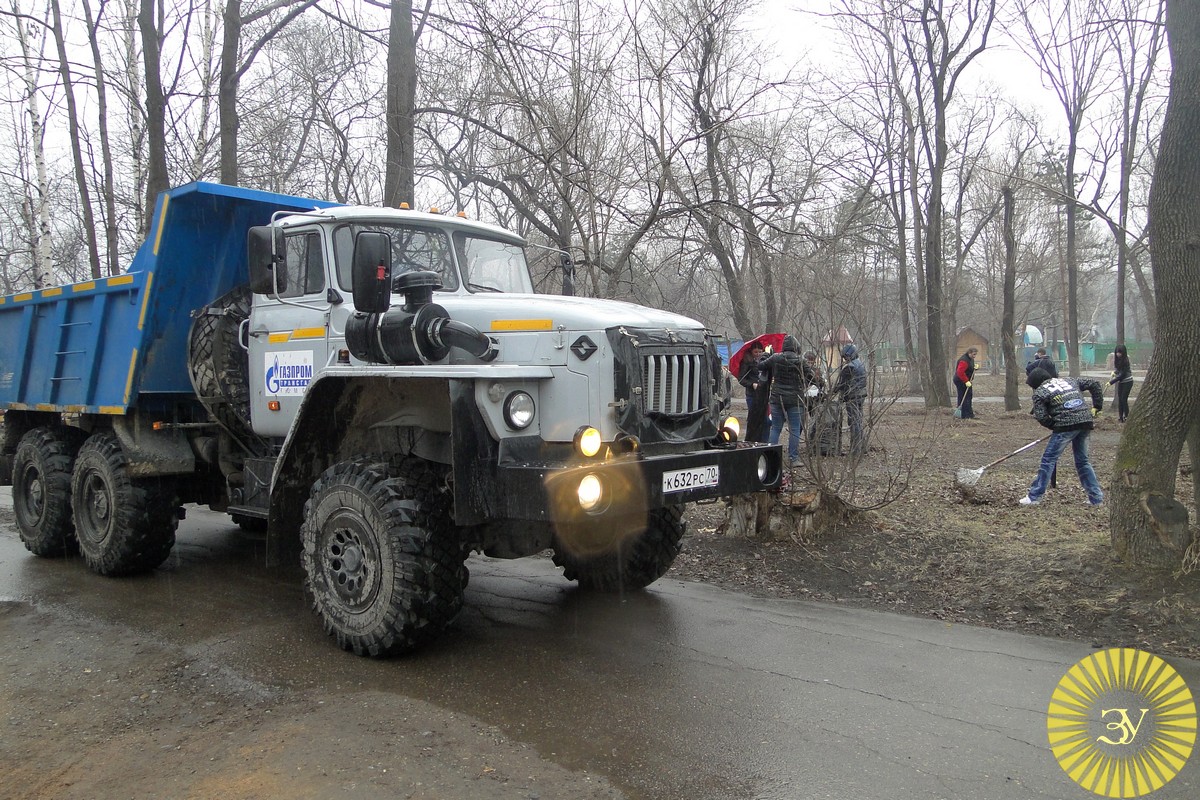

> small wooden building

[{"left": 954, "top": 327, "right": 989, "bottom": 369}]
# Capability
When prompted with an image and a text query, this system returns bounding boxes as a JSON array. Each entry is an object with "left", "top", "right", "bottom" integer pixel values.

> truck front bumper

[{"left": 492, "top": 441, "right": 783, "bottom": 522}]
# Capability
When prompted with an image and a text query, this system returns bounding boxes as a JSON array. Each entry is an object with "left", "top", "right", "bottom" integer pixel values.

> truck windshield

[
  {"left": 333, "top": 223, "right": 459, "bottom": 291},
  {"left": 455, "top": 234, "right": 533, "bottom": 294}
]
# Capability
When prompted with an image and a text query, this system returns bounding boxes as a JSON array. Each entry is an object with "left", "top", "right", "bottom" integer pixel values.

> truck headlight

[
  {"left": 574, "top": 426, "right": 603, "bottom": 458},
  {"left": 504, "top": 391, "right": 535, "bottom": 430},
  {"left": 577, "top": 473, "right": 606, "bottom": 512},
  {"left": 719, "top": 416, "right": 740, "bottom": 442}
]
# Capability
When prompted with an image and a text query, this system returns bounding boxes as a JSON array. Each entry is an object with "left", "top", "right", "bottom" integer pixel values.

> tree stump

[
  {"left": 722, "top": 493, "right": 775, "bottom": 539},
  {"left": 721, "top": 489, "right": 836, "bottom": 542}
]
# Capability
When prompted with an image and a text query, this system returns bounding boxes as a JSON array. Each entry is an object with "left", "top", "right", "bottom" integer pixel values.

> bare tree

[
  {"left": 5, "top": 0, "right": 53, "bottom": 287},
  {"left": 48, "top": 0, "right": 102, "bottom": 278},
  {"left": 383, "top": 0, "right": 426, "bottom": 206},
  {"left": 139, "top": 0, "right": 169, "bottom": 226},
  {"left": 218, "top": 0, "right": 320, "bottom": 186},
  {"left": 1015, "top": 0, "right": 1117, "bottom": 374},
  {"left": 1094, "top": 0, "right": 1166, "bottom": 342},
  {"left": 834, "top": 0, "right": 997, "bottom": 406},
  {"left": 1109, "top": 0, "right": 1200, "bottom": 569},
  {"left": 80, "top": 0, "right": 121, "bottom": 275}
]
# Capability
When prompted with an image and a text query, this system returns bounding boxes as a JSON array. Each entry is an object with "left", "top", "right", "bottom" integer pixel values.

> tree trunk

[
  {"left": 14, "top": 4, "right": 53, "bottom": 287},
  {"left": 384, "top": 0, "right": 417, "bottom": 207},
  {"left": 81, "top": 0, "right": 121, "bottom": 276},
  {"left": 1001, "top": 188, "right": 1020, "bottom": 411},
  {"left": 219, "top": 0, "right": 241, "bottom": 185},
  {"left": 1110, "top": 0, "right": 1200, "bottom": 569},
  {"left": 50, "top": 0, "right": 102, "bottom": 279},
  {"left": 140, "top": 0, "right": 169, "bottom": 230}
]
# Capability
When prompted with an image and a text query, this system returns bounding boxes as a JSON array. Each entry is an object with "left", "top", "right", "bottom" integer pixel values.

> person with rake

[
  {"left": 1018, "top": 367, "right": 1106, "bottom": 507},
  {"left": 953, "top": 346, "right": 979, "bottom": 419}
]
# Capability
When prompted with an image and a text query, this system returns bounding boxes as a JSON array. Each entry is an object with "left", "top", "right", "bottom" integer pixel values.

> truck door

[{"left": 247, "top": 229, "right": 330, "bottom": 437}]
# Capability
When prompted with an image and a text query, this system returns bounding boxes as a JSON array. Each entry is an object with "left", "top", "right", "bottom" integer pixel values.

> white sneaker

[{"left": 1019, "top": 496, "right": 1039, "bottom": 506}]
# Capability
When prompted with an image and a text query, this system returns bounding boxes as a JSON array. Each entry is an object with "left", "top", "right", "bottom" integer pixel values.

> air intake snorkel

[{"left": 343, "top": 231, "right": 498, "bottom": 365}]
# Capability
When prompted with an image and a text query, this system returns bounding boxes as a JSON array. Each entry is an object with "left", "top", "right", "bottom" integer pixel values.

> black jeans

[
  {"left": 954, "top": 379, "right": 974, "bottom": 418},
  {"left": 1116, "top": 380, "right": 1133, "bottom": 420}
]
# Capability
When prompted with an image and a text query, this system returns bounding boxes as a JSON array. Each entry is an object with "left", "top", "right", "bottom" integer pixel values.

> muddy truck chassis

[{"left": 0, "top": 182, "right": 782, "bottom": 655}]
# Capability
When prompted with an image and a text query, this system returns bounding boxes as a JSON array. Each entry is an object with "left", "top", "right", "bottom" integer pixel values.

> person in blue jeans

[
  {"left": 1020, "top": 368, "right": 1105, "bottom": 506},
  {"left": 760, "top": 335, "right": 806, "bottom": 464}
]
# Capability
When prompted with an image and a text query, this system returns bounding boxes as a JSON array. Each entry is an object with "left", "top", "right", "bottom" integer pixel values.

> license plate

[{"left": 662, "top": 465, "right": 720, "bottom": 494}]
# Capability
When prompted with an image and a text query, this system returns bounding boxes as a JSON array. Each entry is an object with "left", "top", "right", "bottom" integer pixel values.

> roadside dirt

[{"left": 670, "top": 372, "right": 1200, "bottom": 661}]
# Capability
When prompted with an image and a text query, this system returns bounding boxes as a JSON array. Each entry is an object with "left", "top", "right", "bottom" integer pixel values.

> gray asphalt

[{"left": 1, "top": 490, "right": 1196, "bottom": 800}]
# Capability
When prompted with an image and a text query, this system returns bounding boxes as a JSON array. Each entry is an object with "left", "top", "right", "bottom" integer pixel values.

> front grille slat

[{"left": 643, "top": 352, "right": 704, "bottom": 414}]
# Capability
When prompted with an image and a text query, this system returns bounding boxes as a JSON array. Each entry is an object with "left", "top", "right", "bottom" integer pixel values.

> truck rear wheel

[
  {"left": 71, "top": 433, "right": 179, "bottom": 576},
  {"left": 12, "top": 426, "right": 84, "bottom": 557},
  {"left": 553, "top": 506, "right": 686, "bottom": 592},
  {"left": 300, "top": 458, "right": 465, "bottom": 657}
]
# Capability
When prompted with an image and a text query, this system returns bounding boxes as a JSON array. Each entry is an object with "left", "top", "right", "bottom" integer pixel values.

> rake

[{"left": 955, "top": 434, "right": 1050, "bottom": 487}]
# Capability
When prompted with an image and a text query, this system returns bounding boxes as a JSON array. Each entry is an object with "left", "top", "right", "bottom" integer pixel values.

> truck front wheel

[
  {"left": 300, "top": 459, "right": 465, "bottom": 657},
  {"left": 12, "top": 426, "right": 84, "bottom": 557},
  {"left": 71, "top": 433, "right": 179, "bottom": 576},
  {"left": 553, "top": 506, "right": 686, "bottom": 592}
]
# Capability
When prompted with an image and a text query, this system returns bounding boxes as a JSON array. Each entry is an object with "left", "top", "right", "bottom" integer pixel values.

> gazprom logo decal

[{"left": 265, "top": 352, "right": 314, "bottom": 396}]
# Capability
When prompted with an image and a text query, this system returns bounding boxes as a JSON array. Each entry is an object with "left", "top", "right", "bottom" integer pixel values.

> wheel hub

[
  {"left": 26, "top": 472, "right": 45, "bottom": 516},
  {"left": 89, "top": 484, "right": 111, "bottom": 521},
  {"left": 78, "top": 473, "right": 113, "bottom": 545},
  {"left": 326, "top": 526, "right": 376, "bottom": 609}
]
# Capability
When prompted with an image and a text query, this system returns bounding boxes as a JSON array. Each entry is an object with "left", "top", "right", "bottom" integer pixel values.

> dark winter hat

[
  {"left": 782, "top": 335, "right": 800, "bottom": 352},
  {"left": 1027, "top": 367, "right": 1051, "bottom": 389},
  {"left": 803, "top": 350, "right": 818, "bottom": 360},
  {"left": 842, "top": 344, "right": 858, "bottom": 359}
]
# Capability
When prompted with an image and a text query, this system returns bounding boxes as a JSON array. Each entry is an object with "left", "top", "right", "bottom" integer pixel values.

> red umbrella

[{"left": 729, "top": 333, "right": 787, "bottom": 379}]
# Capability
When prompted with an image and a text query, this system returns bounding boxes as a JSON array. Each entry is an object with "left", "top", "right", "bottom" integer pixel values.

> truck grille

[{"left": 643, "top": 353, "right": 704, "bottom": 414}]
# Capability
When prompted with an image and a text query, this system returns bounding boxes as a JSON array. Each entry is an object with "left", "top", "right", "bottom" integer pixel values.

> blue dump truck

[{"left": 0, "top": 182, "right": 781, "bottom": 655}]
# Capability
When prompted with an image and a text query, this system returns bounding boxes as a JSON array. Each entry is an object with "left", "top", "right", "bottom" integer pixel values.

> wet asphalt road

[{"left": 2, "top": 490, "right": 1198, "bottom": 800}]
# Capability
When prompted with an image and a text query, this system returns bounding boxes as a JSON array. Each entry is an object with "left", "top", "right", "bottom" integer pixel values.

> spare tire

[{"left": 187, "top": 285, "right": 267, "bottom": 456}]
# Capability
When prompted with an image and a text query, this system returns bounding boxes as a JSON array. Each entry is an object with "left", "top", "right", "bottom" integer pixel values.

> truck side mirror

[
  {"left": 248, "top": 226, "right": 287, "bottom": 295},
  {"left": 351, "top": 231, "right": 393, "bottom": 313}
]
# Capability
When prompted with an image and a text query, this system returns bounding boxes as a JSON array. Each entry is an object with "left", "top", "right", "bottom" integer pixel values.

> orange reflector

[
  {"left": 399, "top": 202, "right": 410, "bottom": 209},
  {"left": 456, "top": 211, "right": 467, "bottom": 218},
  {"left": 152, "top": 421, "right": 165, "bottom": 431},
  {"left": 268, "top": 400, "right": 281, "bottom": 411},
  {"left": 429, "top": 207, "right": 440, "bottom": 213}
]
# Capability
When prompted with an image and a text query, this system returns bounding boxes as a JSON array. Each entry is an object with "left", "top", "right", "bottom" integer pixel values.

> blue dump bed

[{"left": 0, "top": 182, "right": 335, "bottom": 415}]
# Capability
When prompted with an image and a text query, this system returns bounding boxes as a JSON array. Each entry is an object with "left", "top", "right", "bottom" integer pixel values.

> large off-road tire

[
  {"left": 71, "top": 432, "right": 179, "bottom": 576},
  {"left": 12, "top": 427, "right": 85, "bottom": 557},
  {"left": 187, "top": 284, "right": 267, "bottom": 456},
  {"left": 553, "top": 506, "right": 686, "bottom": 592},
  {"left": 300, "top": 458, "right": 466, "bottom": 657}
]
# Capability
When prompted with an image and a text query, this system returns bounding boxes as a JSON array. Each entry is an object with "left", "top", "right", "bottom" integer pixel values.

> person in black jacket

[
  {"left": 1019, "top": 368, "right": 1104, "bottom": 507},
  {"left": 1025, "top": 347, "right": 1058, "bottom": 378},
  {"left": 760, "top": 335, "right": 806, "bottom": 463},
  {"left": 834, "top": 344, "right": 868, "bottom": 456},
  {"left": 1109, "top": 344, "right": 1134, "bottom": 422},
  {"left": 737, "top": 341, "right": 770, "bottom": 442}
]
